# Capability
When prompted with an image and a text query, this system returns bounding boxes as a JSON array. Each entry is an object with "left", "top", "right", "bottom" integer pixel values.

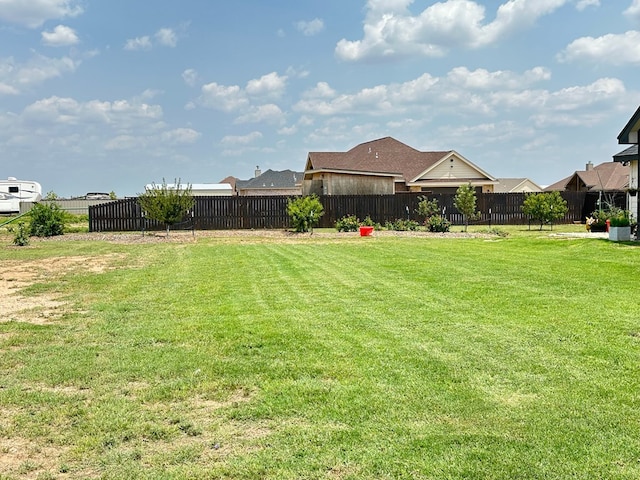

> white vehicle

[{"left": 0, "top": 177, "right": 43, "bottom": 214}]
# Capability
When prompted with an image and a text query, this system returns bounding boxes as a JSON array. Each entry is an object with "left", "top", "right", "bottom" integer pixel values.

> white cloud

[
  {"left": 160, "top": 128, "right": 201, "bottom": 145},
  {"left": 234, "top": 104, "right": 286, "bottom": 125},
  {"left": 302, "top": 82, "right": 337, "bottom": 99},
  {"left": 200, "top": 82, "right": 249, "bottom": 111},
  {"left": 125, "top": 27, "right": 181, "bottom": 51},
  {"left": 155, "top": 28, "right": 178, "bottom": 47},
  {"left": 220, "top": 131, "right": 263, "bottom": 145},
  {"left": 575, "top": 0, "right": 599, "bottom": 11},
  {"left": 41, "top": 25, "right": 79, "bottom": 47},
  {"left": 558, "top": 30, "right": 640, "bottom": 65},
  {"left": 0, "top": 53, "right": 80, "bottom": 94},
  {"left": 182, "top": 68, "right": 200, "bottom": 87},
  {"left": 124, "top": 36, "right": 152, "bottom": 51},
  {"left": 0, "top": 83, "right": 19, "bottom": 95},
  {"left": 335, "top": 0, "right": 571, "bottom": 62},
  {"left": 246, "top": 72, "right": 288, "bottom": 98},
  {"left": 447, "top": 66, "right": 551, "bottom": 89},
  {"left": 295, "top": 18, "right": 325, "bottom": 36},
  {"left": 625, "top": 0, "right": 640, "bottom": 20},
  {"left": 0, "top": 0, "right": 83, "bottom": 28}
]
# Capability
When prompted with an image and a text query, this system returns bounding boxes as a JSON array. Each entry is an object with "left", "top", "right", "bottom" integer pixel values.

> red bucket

[{"left": 359, "top": 226, "right": 374, "bottom": 236}]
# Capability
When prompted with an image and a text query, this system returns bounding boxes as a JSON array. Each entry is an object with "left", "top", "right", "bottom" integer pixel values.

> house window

[{"left": 8, "top": 186, "right": 18, "bottom": 193}]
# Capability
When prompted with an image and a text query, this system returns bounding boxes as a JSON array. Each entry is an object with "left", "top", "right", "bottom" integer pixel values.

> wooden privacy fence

[{"left": 89, "top": 192, "right": 589, "bottom": 232}]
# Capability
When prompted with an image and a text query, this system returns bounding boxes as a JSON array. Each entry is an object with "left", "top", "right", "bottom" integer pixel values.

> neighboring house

[
  {"left": 145, "top": 182, "right": 233, "bottom": 196},
  {"left": 303, "top": 137, "right": 497, "bottom": 196},
  {"left": 616, "top": 105, "right": 640, "bottom": 223},
  {"left": 493, "top": 178, "right": 543, "bottom": 193},
  {"left": 220, "top": 167, "right": 303, "bottom": 196},
  {"left": 545, "top": 162, "right": 629, "bottom": 193}
]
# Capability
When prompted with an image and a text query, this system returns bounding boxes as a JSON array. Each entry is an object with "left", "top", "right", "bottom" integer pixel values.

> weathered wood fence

[{"left": 89, "top": 192, "right": 592, "bottom": 232}]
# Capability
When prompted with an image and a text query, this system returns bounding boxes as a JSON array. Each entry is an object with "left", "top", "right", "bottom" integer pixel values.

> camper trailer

[{"left": 0, "top": 177, "right": 43, "bottom": 214}]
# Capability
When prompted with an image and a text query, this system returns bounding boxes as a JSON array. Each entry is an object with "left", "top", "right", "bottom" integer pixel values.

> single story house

[
  {"left": 545, "top": 162, "right": 629, "bottom": 193},
  {"left": 302, "top": 137, "right": 498, "bottom": 196},
  {"left": 145, "top": 183, "right": 233, "bottom": 196},
  {"left": 616, "top": 105, "right": 640, "bottom": 222},
  {"left": 220, "top": 167, "right": 303, "bottom": 196},
  {"left": 493, "top": 178, "right": 543, "bottom": 193}
]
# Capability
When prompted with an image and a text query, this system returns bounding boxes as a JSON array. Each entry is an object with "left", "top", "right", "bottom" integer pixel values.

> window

[{"left": 8, "top": 186, "right": 18, "bottom": 193}]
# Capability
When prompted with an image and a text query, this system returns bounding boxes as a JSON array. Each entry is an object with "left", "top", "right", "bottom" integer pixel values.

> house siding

[
  {"left": 423, "top": 156, "right": 484, "bottom": 181},
  {"left": 303, "top": 172, "right": 394, "bottom": 196}
]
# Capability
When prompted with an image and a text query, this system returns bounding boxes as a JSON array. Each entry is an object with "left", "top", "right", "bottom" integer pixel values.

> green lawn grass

[{"left": 1, "top": 230, "right": 639, "bottom": 479}]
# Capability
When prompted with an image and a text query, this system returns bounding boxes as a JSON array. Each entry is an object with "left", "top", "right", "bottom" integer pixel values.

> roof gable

[
  {"left": 618, "top": 105, "right": 640, "bottom": 144},
  {"left": 307, "top": 137, "right": 452, "bottom": 181},
  {"left": 546, "top": 162, "right": 629, "bottom": 191},
  {"left": 413, "top": 151, "right": 496, "bottom": 183}
]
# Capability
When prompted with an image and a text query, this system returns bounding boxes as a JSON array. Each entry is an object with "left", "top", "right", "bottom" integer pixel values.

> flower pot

[
  {"left": 359, "top": 226, "right": 374, "bottom": 236},
  {"left": 609, "top": 226, "right": 631, "bottom": 242}
]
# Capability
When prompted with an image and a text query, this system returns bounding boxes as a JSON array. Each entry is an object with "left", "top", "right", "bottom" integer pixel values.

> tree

[
  {"left": 29, "top": 202, "right": 66, "bottom": 237},
  {"left": 287, "top": 195, "right": 324, "bottom": 232},
  {"left": 44, "top": 191, "right": 59, "bottom": 200},
  {"left": 138, "top": 179, "right": 195, "bottom": 236},
  {"left": 109, "top": 191, "right": 117, "bottom": 200},
  {"left": 522, "top": 191, "right": 568, "bottom": 230},
  {"left": 454, "top": 183, "right": 479, "bottom": 232}
]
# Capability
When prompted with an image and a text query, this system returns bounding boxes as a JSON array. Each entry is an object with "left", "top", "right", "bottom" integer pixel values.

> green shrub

[
  {"left": 426, "top": 215, "right": 451, "bottom": 233},
  {"left": 416, "top": 196, "right": 440, "bottom": 221},
  {"left": 12, "top": 222, "right": 30, "bottom": 246},
  {"left": 385, "top": 218, "right": 420, "bottom": 231},
  {"left": 335, "top": 214, "right": 360, "bottom": 232},
  {"left": 29, "top": 202, "right": 66, "bottom": 237},
  {"left": 287, "top": 195, "right": 324, "bottom": 232}
]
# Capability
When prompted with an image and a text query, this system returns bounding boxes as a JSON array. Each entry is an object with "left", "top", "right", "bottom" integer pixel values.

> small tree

[
  {"left": 287, "top": 195, "right": 324, "bottom": 233},
  {"left": 416, "top": 196, "right": 440, "bottom": 222},
  {"left": 138, "top": 179, "right": 195, "bottom": 236},
  {"left": 454, "top": 183, "right": 480, "bottom": 232},
  {"left": 522, "top": 191, "right": 568, "bottom": 230},
  {"left": 29, "top": 202, "right": 66, "bottom": 237}
]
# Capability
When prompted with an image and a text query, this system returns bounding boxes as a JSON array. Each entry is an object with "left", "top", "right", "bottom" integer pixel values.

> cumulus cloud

[
  {"left": 41, "top": 25, "right": 79, "bottom": 46},
  {"left": 575, "top": 0, "right": 599, "bottom": 10},
  {"left": 220, "top": 131, "right": 263, "bottom": 145},
  {"left": 234, "top": 104, "right": 286, "bottom": 125},
  {"left": 155, "top": 28, "right": 178, "bottom": 47},
  {"left": 295, "top": 18, "right": 325, "bottom": 36},
  {"left": 160, "top": 128, "right": 201, "bottom": 145},
  {"left": 182, "top": 69, "right": 200, "bottom": 87},
  {"left": 125, "top": 27, "right": 180, "bottom": 51},
  {"left": 335, "top": 0, "right": 572, "bottom": 62},
  {"left": 624, "top": 0, "right": 640, "bottom": 21},
  {"left": 557, "top": 30, "right": 640, "bottom": 65},
  {"left": 246, "top": 72, "right": 288, "bottom": 98},
  {"left": 0, "top": 0, "right": 83, "bottom": 28},
  {"left": 0, "top": 53, "right": 80, "bottom": 94},
  {"left": 124, "top": 36, "right": 153, "bottom": 51},
  {"left": 200, "top": 82, "right": 249, "bottom": 111}
]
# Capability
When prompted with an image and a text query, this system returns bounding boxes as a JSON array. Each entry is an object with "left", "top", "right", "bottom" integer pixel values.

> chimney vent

[
  {"left": 586, "top": 161, "right": 594, "bottom": 171},
  {"left": 255, "top": 166, "right": 261, "bottom": 178}
]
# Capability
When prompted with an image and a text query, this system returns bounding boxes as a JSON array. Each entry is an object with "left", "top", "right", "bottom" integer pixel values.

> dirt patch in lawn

[{"left": 0, "top": 254, "right": 125, "bottom": 325}]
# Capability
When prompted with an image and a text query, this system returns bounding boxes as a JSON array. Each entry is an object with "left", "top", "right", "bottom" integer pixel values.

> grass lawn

[{"left": 1, "top": 228, "right": 639, "bottom": 479}]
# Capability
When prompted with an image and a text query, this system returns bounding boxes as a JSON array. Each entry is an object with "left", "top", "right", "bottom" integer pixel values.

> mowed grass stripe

[{"left": 0, "top": 234, "right": 639, "bottom": 479}]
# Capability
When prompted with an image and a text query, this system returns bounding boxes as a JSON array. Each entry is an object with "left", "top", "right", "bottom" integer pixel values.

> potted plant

[
  {"left": 586, "top": 209, "right": 608, "bottom": 232},
  {"left": 608, "top": 208, "right": 631, "bottom": 242}
]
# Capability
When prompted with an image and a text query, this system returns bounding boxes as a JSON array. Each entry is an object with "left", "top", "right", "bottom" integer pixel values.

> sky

[{"left": 2, "top": 0, "right": 640, "bottom": 198}]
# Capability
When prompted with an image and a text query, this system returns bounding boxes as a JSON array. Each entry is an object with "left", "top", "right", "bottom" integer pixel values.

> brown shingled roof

[
  {"left": 546, "top": 162, "right": 629, "bottom": 192},
  {"left": 306, "top": 137, "right": 451, "bottom": 182}
]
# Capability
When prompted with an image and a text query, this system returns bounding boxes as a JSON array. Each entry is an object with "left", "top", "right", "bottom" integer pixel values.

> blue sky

[{"left": 2, "top": 0, "right": 640, "bottom": 197}]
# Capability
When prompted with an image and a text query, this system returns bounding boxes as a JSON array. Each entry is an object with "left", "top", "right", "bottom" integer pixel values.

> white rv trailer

[{"left": 0, "top": 177, "right": 43, "bottom": 214}]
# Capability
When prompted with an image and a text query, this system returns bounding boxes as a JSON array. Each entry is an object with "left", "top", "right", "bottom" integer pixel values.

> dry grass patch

[
  {"left": 0, "top": 437, "right": 71, "bottom": 479},
  {"left": 0, "top": 254, "right": 126, "bottom": 325}
]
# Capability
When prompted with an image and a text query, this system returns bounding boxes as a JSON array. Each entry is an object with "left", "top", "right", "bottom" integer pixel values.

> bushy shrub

[
  {"left": 426, "top": 215, "right": 451, "bottom": 233},
  {"left": 335, "top": 214, "right": 360, "bottom": 232},
  {"left": 29, "top": 202, "right": 65, "bottom": 237},
  {"left": 385, "top": 218, "right": 420, "bottom": 231},
  {"left": 12, "top": 222, "right": 30, "bottom": 246},
  {"left": 287, "top": 195, "right": 324, "bottom": 232}
]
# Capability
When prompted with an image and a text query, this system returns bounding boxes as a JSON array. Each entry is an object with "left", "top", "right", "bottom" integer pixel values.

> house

[
  {"left": 493, "top": 178, "right": 543, "bottom": 193},
  {"left": 616, "top": 105, "right": 640, "bottom": 223},
  {"left": 545, "top": 162, "right": 629, "bottom": 193},
  {"left": 144, "top": 182, "right": 233, "bottom": 196},
  {"left": 302, "top": 137, "right": 498, "bottom": 196},
  {"left": 220, "top": 167, "right": 303, "bottom": 196}
]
